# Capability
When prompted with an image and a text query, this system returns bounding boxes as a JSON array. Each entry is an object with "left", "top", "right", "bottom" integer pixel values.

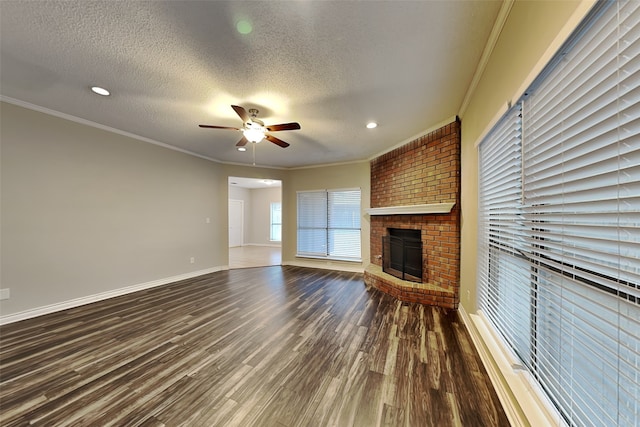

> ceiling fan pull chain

[{"left": 252, "top": 142, "right": 256, "bottom": 166}]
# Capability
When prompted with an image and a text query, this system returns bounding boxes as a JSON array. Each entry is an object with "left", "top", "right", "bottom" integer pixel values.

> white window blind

[
  {"left": 297, "top": 189, "right": 361, "bottom": 261},
  {"left": 478, "top": 105, "right": 533, "bottom": 363},
  {"left": 328, "top": 189, "right": 361, "bottom": 259},
  {"left": 297, "top": 191, "right": 327, "bottom": 257},
  {"left": 478, "top": 2, "right": 639, "bottom": 426}
]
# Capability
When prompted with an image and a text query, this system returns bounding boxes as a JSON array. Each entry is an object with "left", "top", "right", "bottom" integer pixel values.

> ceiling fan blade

[
  {"left": 265, "top": 122, "right": 301, "bottom": 132},
  {"left": 231, "top": 105, "right": 250, "bottom": 123},
  {"left": 199, "top": 124, "right": 241, "bottom": 130},
  {"left": 265, "top": 134, "right": 290, "bottom": 148},
  {"left": 236, "top": 136, "right": 248, "bottom": 147}
]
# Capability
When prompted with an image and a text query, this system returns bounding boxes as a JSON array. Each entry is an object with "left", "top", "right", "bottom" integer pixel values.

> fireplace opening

[{"left": 382, "top": 228, "right": 422, "bottom": 282}]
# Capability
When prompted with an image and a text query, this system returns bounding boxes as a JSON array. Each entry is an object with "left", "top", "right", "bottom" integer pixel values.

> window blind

[
  {"left": 478, "top": 105, "right": 532, "bottom": 364},
  {"left": 297, "top": 189, "right": 361, "bottom": 261},
  {"left": 327, "top": 189, "right": 361, "bottom": 259},
  {"left": 478, "top": 1, "right": 639, "bottom": 426},
  {"left": 297, "top": 190, "right": 327, "bottom": 257}
]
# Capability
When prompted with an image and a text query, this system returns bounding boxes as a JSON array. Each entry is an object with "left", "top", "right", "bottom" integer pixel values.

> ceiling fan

[{"left": 199, "top": 105, "right": 300, "bottom": 149}]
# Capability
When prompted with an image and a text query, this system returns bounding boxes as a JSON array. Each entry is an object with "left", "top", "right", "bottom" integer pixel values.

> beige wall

[
  {"left": 1, "top": 102, "right": 226, "bottom": 316},
  {"left": 1, "top": 102, "right": 370, "bottom": 318},
  {"left": 249, "top": 186, "right": 282, "bottom": 246},
  {"left": 205, "top": 161, "right": 370, "bottom": 268},
  {"left": 459, "top": 0, "right": 594, "bottom": 312}
]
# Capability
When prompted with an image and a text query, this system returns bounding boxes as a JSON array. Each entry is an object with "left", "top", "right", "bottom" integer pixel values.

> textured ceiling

[{"left": 0, "top": 0, "right": 502, "bottom": 169}]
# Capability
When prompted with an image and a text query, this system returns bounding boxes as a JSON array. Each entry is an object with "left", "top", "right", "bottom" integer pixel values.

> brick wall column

[{"left": 367, "top": 119, "right": 461, "bottom": 309}]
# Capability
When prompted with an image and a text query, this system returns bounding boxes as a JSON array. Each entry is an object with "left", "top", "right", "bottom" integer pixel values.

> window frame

[
  {"left": 269, "top": 202, "right": 281, "bottom": 242},
  {"left": 296, "top": 188, "right": 362, "bottom": 262}
]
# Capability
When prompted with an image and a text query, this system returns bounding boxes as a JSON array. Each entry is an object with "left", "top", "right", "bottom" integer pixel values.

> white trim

[
  {"left": 473, "top": 102, "right": 510, "bottom": 149},
  {"left": 0, "top": 96, "right": 221, "bottom": 164},
  {"left": 217, "top": 159, "right": 289, "bottom": 170},
  {"left": 458, "top": 306, "right": 526, "bottom": 426},
  {"left": 459, "top": 0, "right": 515, "bottom": 117},
  {"left": 295, "top": 254, "right": 362, "bottom": 263},
  {"left": 244, "top": 243, "right": 282, "bottom": 248},
  {"left": 0, "top": 96, "right": 367, "bottom": 171},
  {"left": 368, "top": 115, "right": 458, "bottom": 161},
  {"left": 366, "top": 202, "right": 455, "bottom": 216},
  {"left": 510, "top": 0, "right": 596, "bottom": 111},
  {"left": 458, "top": 305, "right": 567, "bottom": 427},
  {"left": 288, "top": 159, "right": 370, "bottom": 171},
  {"left": 469, "top": 0, "right": 597, "bottom": 149},
  {"left": 282, "top": 260, "right": 365, "bottom": 273},
  {"left": 0, "top": 266, "right": 227, "bottom": 325},
  {"left": 0, "top": 97, "right": 453, "bottom": 172},
  {"left": 289, "top": 114, "right": 458, "bottom": 169}
]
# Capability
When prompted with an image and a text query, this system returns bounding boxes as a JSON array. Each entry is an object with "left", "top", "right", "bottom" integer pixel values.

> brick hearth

[{"left": 366, "top": 119, "right": 461, "bottom": 309}]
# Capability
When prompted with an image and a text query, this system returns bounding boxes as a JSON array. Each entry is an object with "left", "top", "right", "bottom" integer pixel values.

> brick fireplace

[{"left": 364, "top": 119, "right": 461, "bottom": 309}]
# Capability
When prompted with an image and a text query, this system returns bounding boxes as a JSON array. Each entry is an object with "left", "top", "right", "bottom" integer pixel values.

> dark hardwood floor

[{"left": 0, "top": 266, "right": 509, "bottom": 426}]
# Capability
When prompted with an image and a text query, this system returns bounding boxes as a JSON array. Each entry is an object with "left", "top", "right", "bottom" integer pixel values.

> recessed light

[
  {"left": 90, "top": 86, "right": 110, "bottom": 96},
  {"left": 237, "top": 147, "right": 247, "bottom": 152},
  {"left": 366, "top": 122, "right": 378, "bottom": 129}
]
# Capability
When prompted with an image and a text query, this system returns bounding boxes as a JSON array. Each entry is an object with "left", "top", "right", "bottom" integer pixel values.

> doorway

[
  {"left": 228, "top": 177, "right": 282, "bottom": 268},
  {"left": 228, "top": 199, "right": 244, "bottom": 248}
]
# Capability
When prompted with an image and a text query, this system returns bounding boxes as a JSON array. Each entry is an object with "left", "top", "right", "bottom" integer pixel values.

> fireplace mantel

[
  {"left": 367, "top": 119, "right": 460, "bottom": 309},
  {"left": 366, "top": 202, "right": 455, "bottom": 216}
]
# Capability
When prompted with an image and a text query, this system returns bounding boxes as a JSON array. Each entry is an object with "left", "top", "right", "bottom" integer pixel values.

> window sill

[
  {"left": 460, "top": 308, "right": 565, "bottom": 427},
  {"left": 295, "top": 254, "right": 362, "bottom": 263}
]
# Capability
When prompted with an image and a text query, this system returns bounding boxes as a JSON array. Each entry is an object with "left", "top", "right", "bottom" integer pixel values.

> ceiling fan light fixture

[
  {"left": 199, "top": 105, "right": 298, "bottom": 149},
  {"left": 243, "top": 127, "right": 265, "bottom": 143}
]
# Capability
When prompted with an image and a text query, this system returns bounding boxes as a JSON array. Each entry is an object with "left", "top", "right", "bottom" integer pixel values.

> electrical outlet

[
  {"left": 0, "top": 289, "right": 10, "bottom": 300},
  {"left": 190, "top": 257, "right": 195, "bottom": 264}
]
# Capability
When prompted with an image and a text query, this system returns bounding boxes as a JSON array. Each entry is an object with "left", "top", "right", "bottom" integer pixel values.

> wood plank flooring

[{"left": 0, "top": 266, "right": 509, "bottom": 427}]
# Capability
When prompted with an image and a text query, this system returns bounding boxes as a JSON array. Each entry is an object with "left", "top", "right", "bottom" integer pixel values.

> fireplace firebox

[{"left": 382, "top": 228, "right": 422, "bottom": 282}]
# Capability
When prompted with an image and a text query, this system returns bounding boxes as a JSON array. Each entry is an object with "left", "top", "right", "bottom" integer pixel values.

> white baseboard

[
  {"left": 458, "top": 306, "right": 565, "bottom": 427},
  {"left": 243, "top": 243, "right": 282, "bottom": 248},
  {"left": 0, "top": 266, "right": 228, "bottom": 325},
  {"left": 282, "top": 260, "right": 365, "bottom": 273}
]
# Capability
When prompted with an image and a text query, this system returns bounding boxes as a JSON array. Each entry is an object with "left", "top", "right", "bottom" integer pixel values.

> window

[
  {"left": 297, "top": 189, "right": 361, "bottom": 261},
  {"left": 478, "top": 2, "right": 639, "bottom": 426},
  {"left": 270, "top": 202, "right": 281, "bottom": 242},
  {"left": 478, "top": 105, "right": 532, "bottom": 362}
]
